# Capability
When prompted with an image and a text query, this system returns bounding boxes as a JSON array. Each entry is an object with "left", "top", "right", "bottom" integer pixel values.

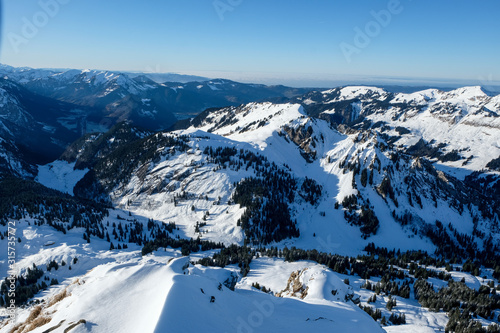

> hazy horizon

[
  {"left": 2, "top": 0, "right": 500, "bottom": 90},
  {"left": 2, "top": 62, "right": 500, "bottom": 92}
]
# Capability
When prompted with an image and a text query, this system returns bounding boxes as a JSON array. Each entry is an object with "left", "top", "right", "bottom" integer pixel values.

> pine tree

[
  {"left": 386, "top": 295, "right": 396, "bottom": 311},
  {"left": 361, "top": 168, "right": 368, "bottom": 187}
]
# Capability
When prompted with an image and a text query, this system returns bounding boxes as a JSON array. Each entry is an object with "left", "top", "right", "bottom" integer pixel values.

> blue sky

[{"left": 1, "top": 0, "right": 500, "bottom": 87}]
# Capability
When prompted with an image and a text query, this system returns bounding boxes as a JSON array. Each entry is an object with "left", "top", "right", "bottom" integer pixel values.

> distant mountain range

[
  {"left": 125, "top": 71, "right": 210, "bottom": 83},
  {"left": 0, "top": 64, "right": 312, "bottom": 164}
]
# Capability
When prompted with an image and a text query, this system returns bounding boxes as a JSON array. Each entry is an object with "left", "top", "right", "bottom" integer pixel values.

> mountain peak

[
  {"left": 320, "top": 86, "right": 390, "bottom": 103},
  {"left": 446, "top": 85, "right": 487, "bottom": 99}
]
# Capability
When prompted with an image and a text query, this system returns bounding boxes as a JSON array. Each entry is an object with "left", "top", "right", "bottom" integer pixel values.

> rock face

[{"left": 277, "top": 269, "right": 310, "bottom": 299}]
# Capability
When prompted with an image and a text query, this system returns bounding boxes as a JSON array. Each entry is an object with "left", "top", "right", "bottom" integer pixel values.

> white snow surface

[
  {"left": 1, "top": 218, "right": 490, "bottom": 333},
  {"left": 0, "top": 219, "right": 387, "bottom": 333},
  {"left": 36, "top": 161, "right": 88, "bottom": 195}
]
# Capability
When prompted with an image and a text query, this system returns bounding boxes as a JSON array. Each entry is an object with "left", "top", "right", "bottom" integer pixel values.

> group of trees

[
  {"left": 362, "top": 279, "right": 411, "bottom": 299},
  {"left": 206, "top": 148, "right": 302, "bottom": 245},
  {"left": 0, "top": 263, "right": 62, "bottom": 307},
  {"left": 203, "top": 145, "right": 325, "bottom": 245},
  {"left": 415, "top": 278, "right": 500, "bottom": 319},
  {"left": 423, "top": 221, "right": 500, "bottom": 278},
  {"left": 196, "top": 244, "right": 254, "bottom": 276},
  {"left": 463, "top": 171, "right": 500, "bottom": 220},
  {"left": 341, "top": 194, "right": 380, "bottom": 238},
  {"left": 299, "top": 177, "right": 322, "bottom": 205},
  {"left": 203, "top": 146, "right": 276, "bottom": 176},
  {"left": 233, "top": 176, "right": 300, "bottom": 245},
  {"left": 141, "top": 235, "right": 224, "bottom": 257},
  {"left": 0, "top": 178, "right": 108, "bottom": 226},
  {"left": 414, "top": 279, "right": 500, "bottom": 332},
  {"left": 360, "top": 303, "right": 406, "bottom": 326}
]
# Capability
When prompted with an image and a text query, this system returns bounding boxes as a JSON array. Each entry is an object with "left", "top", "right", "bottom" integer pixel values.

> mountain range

[
  {"left": 0, "top": 64, "right": 312, "bottom": 164},
  {"left": 0, "top": 64, "right": 499, "bottom": 333}
]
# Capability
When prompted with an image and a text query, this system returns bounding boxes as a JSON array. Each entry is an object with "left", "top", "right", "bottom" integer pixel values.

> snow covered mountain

[
  {"left": 0, "top": 78, "right": 86, "bottom": 165},
  {"left": 0, "top": 137, "right": 36, "bottom": 178},
  {"left": 46, "top": 91, "right": 499, "bottom": 256},
  {"left": 1, "top": 84, "right": 500, "bottom": 332},
  {"left": 0, "top": 217, "right": 386, "bottom": 333},
  {"left": 297, "top": 86, "right": 500, "bottom": 174},
  {"left": 0, "top": 64, "right": 312, "bottom": 128},
  {"left": 0, "top": 65, "right": 178, "bottom": 132},
  {"left": 0, "top": 63, "right": 313, "bottom": 169}
]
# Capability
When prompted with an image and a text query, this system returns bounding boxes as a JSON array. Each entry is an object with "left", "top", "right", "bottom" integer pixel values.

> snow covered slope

[
  {"left": 0, "top": 137, "right": 37, "bottom": 178},
  {"left": 0, "top": 258, "right": 385, "bottom": 333},
  {"left": 36, "top": 161, "right": 88, "bottom": 195},
  {"left": 0, "top": 218, "right": 384, "bottom": 333},
  {"left": 297, "top": 86, "right": 500, "bottom": 176},
  {"left": 1, "top": 218, "right": 496, "bottom": 333},
  {"left": 181, "top": 101, "right": 498, "bottom": 251}
]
